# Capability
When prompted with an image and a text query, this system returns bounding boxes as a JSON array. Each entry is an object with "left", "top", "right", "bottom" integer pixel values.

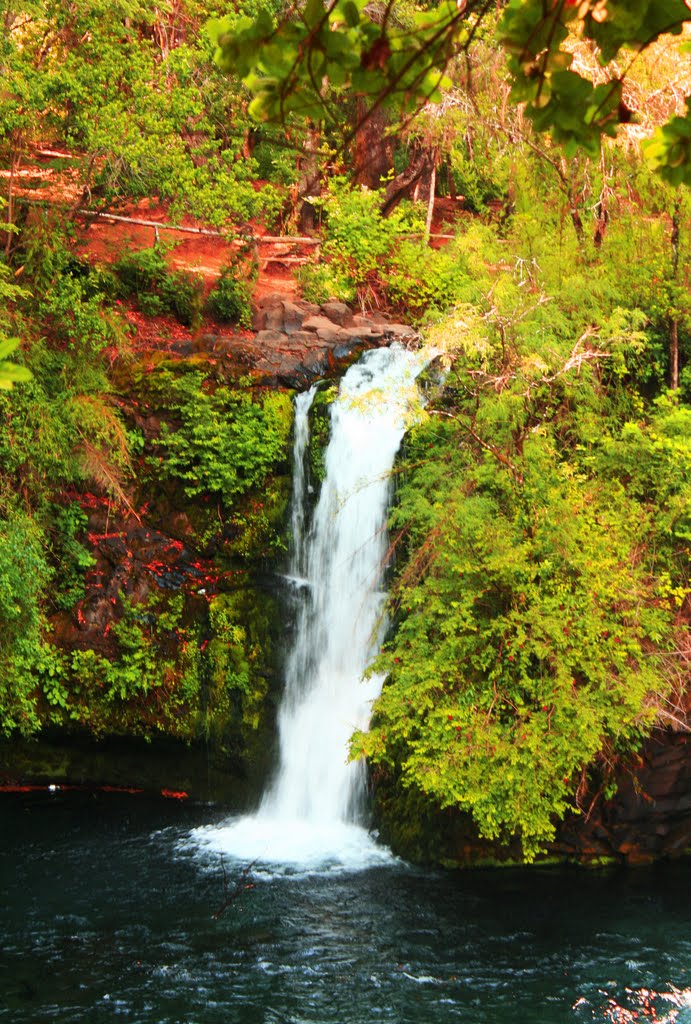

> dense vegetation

[{"left": 0, "top": 0, "right": 689, "bottom": 859}]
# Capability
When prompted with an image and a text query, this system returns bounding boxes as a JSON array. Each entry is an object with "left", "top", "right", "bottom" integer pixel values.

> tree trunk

[
  {"left": 424, "top": 163, "right": 436, "bottom": 242},
  {"left": 297, "top": 125, "right": 321, "bottom": 233},
  {"left": 380, "top": 146, "right": 435, "bottom": 217},
  {"left": 4, "top": 141, "right": 20, "bottom": 257},
  {"left": 353, "top": 99, "right": 393, "bottom": 189},
  {"left": 670, "top": 196, "right": 681, "bottom": 391},
  {"left": 593, "top": 196, "right": 608, "bottom": 248},
  {"left": 670, "top": 318, "right": 679, "bottom": 392}
]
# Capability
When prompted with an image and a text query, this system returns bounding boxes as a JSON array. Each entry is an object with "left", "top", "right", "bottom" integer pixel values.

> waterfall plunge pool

[{"left": 2, "top": 791, "right": 691, "bottom": 1024}]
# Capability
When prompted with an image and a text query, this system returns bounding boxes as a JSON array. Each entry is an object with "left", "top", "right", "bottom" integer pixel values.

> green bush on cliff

[
  {"left": 354, "top": 292, "right": 689, "bottom": 862},
  {"left": 356, "top": 430, "right": 675, "bottom": 859},
  {"left": 64, "top": 596, "right": 204, "bottom": 739},
  {"left": 0, "top": 506, "right": 53, "bottom": 735},
  {"left": 155, "top": 374, "right": 293, "bottom": 502},
  {"left": 205, "top": 249, "right": 257, "bottom": 328},
  {"left": 49, "top": 503, "right": 96, "bottom": 611},
  {"left": 114, "top": 245, "right": 205, "bottom": 327},
  {"left": 207, "top": 592, "right": 267, "bottom": 729},
  {"left": 306, "top": 178, "right": 490, "bottom": 317}
]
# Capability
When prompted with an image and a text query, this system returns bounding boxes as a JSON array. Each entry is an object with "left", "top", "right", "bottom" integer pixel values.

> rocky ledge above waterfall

[{"left": 196, "top": 294, "right": 418, "bottom": 386}]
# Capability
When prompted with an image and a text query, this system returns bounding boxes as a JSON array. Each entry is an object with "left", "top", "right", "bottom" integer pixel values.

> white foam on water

[{"left": 189, "top": 814, "right": 396, "bottom": 876}]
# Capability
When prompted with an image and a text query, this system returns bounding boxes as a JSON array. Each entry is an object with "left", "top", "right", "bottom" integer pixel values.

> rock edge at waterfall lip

[{"left": 210, "top": 295, "right": 419, "bottom": 387}]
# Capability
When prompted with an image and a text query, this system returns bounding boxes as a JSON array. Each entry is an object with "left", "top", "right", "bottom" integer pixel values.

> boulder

[
  {"left": 316, "top": 325, "right": 347, "bottom": 345},
  {"left": 282, "top": 300, "right": 320, "bottom": 334},
  {"left": 258, "top": 304, "right": 286, "bottom": 332},
  {"left": 301, "top": 314, "right": 342, "bottom": 333},
  {"left": 384, "top": 322, "right": 418, "bottom": 340},
  {"left": 281, "top": 330, "right": 322, "bottom": 350},
  {"left": 320, "top": 301, "right": 353, "bottom": 326},
  {"left": 340, "top": 325, "right": 384, "bottom": 341},
  {"left": 255, "top": 329, "right": 290, "bottom": 348},
  {"left": 243, "top": 292, "right": 417, "bottom": 385}
]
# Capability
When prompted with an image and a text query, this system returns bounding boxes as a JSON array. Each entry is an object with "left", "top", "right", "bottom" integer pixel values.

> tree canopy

[{"left": 210, "top": 0, "right": 691, "bottom": 184}]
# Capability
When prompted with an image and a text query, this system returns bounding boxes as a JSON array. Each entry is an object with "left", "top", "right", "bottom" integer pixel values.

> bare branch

[{"left": 211, "top": 856, "right": 258, "bottom": 919}]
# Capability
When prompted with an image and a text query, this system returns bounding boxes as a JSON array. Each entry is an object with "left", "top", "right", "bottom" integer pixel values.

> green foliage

[
  {"left": 205, "top": 249, "right": 257, "bottom": 327},
  {"left": 66, "top": 595, "right": 204, "bottom": 738},
  {"left": 0, "top": 505, "right": 53, "bottom": 736},
  {"left": 204, "top": 586, "right": 277, "bottom": 769},
  {"left": 499, "top": 0, "right": 690, "bottom": 176},
  {"left": 0, "top": 260, "right": 32, "bottom": 389},
  {"left": 645, "top": 99, "right": 691, "bottom": 186},
  {"left": 42, "top": 274, "right": 128, "bottom": 353},
  {"left": 0, "top": 0, "right": 285, "bottom": 234},
  {"left": 211, "top": 0, "right": 691, "bottom": 182},
  {"left": 15, "top": 217, "right": 129, "bottom": 356},
  {"left": 358, "top": 436, "right": 671, "bottom": 859},
  {"left": 206, "top": 591, "right": 266, "bottom": 734},
  {"left": 448, "top": 151, "right": 503, "bottom": 216},
  {"left": 208, "top": 594, "right": 252, "bottom": 699},
  {"left": 0, "top": 357, "right": 81, "bottom": 499},
  {"left": 39, "top": 583, "right": 275, "bottom": 750},
  {"left": 307, "top": 385, "right": 336, "bottom": 483},
  {"left": 209, "top": 0, "right": 459, "bottom": 124},
  {"left": 355, "top": 274, "right": 688, "bottom": 861},
  {"left": 307, "top": 178, "right": 487, "bottom": 316},
  {"left": 224, "top": 476, "right": 291, "bottom": 559},
  {"left": 49, "top": 503, "right": 96, "bottom": 611},
  {"left": 154, "top": 372, "right": 293, "bottom": 502},
  {"left": 114, "top": 244, "right": 204, "bottom": 327},
  {"left": 0, "top": 336, "right": 132, "bottom": 508},
  {"left": 0, "top": 336, "right": 32, "bottom": 390},
  {"left": 587, "top": 399, "right": 691, "bottom": 554}
]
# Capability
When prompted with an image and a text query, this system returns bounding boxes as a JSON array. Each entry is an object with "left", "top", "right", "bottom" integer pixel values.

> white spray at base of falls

[{"left": 191, "top": 345, "right": 426, "bottom": 871}]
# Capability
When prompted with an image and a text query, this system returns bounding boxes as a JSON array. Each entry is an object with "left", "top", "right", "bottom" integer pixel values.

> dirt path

[
  {"left": 11, "top": 149, "right": 466, "bottom": 354},
  {"left": 76, "top": 198, "right": 309, "bottom": 303},
  {"left": 5, "top": 158, "right": 307, "bottom": 302}
]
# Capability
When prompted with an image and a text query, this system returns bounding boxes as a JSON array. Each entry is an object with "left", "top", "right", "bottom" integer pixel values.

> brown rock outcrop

[{"left": 210, "top": 296, "right": 418, "bottom": 386}]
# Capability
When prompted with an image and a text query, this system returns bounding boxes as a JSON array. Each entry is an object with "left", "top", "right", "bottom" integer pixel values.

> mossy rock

[
  {"left": 308, "top": 384, "right": 337, "bottom": 484},
  {"left": 203, "top": 586, "right": 282, "bottom": 782}
]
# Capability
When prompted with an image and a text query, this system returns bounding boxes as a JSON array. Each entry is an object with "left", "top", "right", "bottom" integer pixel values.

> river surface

[{"left": 2, "top": 792, "right": 690, "bottom": 1024}]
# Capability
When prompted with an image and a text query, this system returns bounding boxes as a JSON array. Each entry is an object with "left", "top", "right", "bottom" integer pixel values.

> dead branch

[{"left": 211, "top": 856, "right": 257, "bottom": 919}]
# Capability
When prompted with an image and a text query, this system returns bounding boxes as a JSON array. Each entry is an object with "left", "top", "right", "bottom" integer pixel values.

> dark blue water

[{"left": 1, "top": 793, "right": 690, "bottom": 1023}]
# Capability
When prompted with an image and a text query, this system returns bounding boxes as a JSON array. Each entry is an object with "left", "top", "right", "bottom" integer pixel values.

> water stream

[
  {"left": 2, "top": 793, "right": 690, "bottom": 1024},
  {"left": 194, "top": 344, "right": 425, "bottom": 869}
]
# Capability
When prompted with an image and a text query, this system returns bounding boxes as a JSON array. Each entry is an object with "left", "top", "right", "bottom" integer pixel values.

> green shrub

[
  {"left": 354, "top": 286, "right": 688, "bottom": 862},
  {"left": 64, "top": 595, "right": 204, "bottom": 738},
  {"left": 307, "top": 178, "right": 488, "bottom": 318},
  {"left": 154, "top": 373, "right": 293, "bottom": 502},
  {"left": 160, "top": 269, "right": 205, "bottom": 327},
  {"left": 114, "top": 244, "right": 204, "bottom": 327},
  {"left": 49, "top": 502, "right": 95, "bottom": 611},
  {"left": 295, "top": 261, "right": 353, "bottom": 305},
  {"left": 205, "top": 259, "right": 256, "bottom": 327},
  {"left": 0, "top": 506, "right": 52, "bottom": 735}
]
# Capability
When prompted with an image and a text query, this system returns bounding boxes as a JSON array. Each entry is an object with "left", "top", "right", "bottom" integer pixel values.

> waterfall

[
  {"left": 287, "top": 385, "right": 317, "bottom": 580},
  {"left": 192, "top": 344, "right": 425, "bottom": 870}
]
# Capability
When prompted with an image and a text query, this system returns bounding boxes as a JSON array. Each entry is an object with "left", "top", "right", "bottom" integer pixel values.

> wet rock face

[
  {"left": 208, "top": 295, "right": 417, "bottom": 386},
  {"left": 70, "top": 506, "right": 211, "bottom": 648},
  {"left": 550, "top": 732, "right": 691, "bottom": 866},
  {"left": 373, "top": 730, "right": 691, "bottom": 869}
]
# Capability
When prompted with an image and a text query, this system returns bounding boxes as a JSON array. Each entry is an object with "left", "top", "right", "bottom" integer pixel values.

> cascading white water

[
  {"left": 286, "top": 385, "right": 317, "bottom": 581},
  {"left": 191, "top": 344, "right": 425, "bottom": 870},
  {"left": 262, "top": 345, "right": 425, "bottom": 826}
]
